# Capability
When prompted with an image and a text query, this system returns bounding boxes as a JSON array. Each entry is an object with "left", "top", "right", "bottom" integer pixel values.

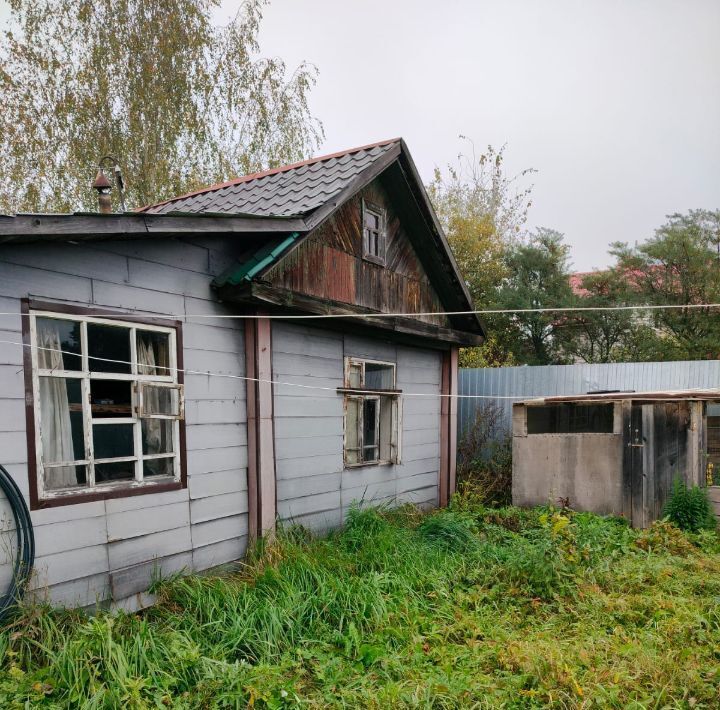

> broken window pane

[
  {"left": 137, "top": 330, "right": 171, "bottom": 376},
  {"left": 95, "top": 461, "right": 135, "bottom": 483},
  {"left": 36, "top": 317, "right": 82, "bottom": 371},
  {"left": 39, "top": 377, "right": 85, "bottom": 463},
  {"left": 93, "top": 423, "right": 134, "bottom": 459},
  {"left": 142, "top": 419, "right": 174, "bottom": 455},
  {"left": 45, "top": 464, "right": 87, "bottom": 491},
  {"left": 90, "top": 380, "right": 132, "bottom": 418},
  {"left": 87, "top": 323, "right": 131, "bottom": 374}
]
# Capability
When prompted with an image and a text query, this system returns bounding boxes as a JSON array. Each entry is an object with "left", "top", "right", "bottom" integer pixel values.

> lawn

[{"left": 1, "top": 497, "right": 720, "bottom": 708}]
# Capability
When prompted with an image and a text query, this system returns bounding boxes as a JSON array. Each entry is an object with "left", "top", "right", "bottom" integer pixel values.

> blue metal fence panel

[{"left": 459, "top": 361, "right": 720, "bottom": 436}]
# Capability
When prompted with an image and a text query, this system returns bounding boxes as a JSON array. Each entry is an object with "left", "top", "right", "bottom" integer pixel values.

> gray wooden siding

[
  {"left": 272, "top": 323, "right": 441, "bottom": 532},
  {"left": 0, "top": 236, "right": 250, "bottom": 608}
]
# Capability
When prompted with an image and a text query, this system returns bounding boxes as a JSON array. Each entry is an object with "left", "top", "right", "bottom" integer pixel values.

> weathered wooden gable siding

[
  {"left": 264, "top": 178, "right": 450, "bottom": 328},
  {"left": 0, "top": 235, "right": 250, "bottom": 608},
  {"left": 271, "top": 322, "right": 440, "bottom": 532}
]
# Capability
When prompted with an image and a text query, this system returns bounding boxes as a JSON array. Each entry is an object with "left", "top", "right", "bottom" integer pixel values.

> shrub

[
  {"left": 663, "top": 479, "right": 717, "bottom": 533},
  {"left": 456, "top": 402, "right": 512, "bottom": 506}
]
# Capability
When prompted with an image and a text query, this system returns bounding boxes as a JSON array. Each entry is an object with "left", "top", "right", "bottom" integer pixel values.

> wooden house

[{"left": 0, "top": 139, "right": 484, "bottom": 609}]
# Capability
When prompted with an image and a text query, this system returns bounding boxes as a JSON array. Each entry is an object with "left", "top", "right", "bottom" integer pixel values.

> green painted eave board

[{"left": 212, "top": 232, "right": 301, "bottom": 288}]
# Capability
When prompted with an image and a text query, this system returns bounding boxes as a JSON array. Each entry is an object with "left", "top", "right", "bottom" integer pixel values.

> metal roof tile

[{"left": 140, "top": 139, "right": 400, "bottom": 217}]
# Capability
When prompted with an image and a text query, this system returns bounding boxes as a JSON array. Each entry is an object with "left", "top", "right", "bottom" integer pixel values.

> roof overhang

[
  {"left": 516, "top": 389, "right": 720, "bottom": 406},
  {"left": 0, "top": 212, "right": 306, "bottom": 244}
]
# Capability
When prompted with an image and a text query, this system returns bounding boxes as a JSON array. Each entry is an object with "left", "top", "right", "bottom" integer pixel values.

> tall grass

[{"left": 0, "top": 500, "right": 719, "bottom": 708}]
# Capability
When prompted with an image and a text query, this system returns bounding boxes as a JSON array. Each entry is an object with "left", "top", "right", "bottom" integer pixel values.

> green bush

[{"left": 663, "top": 479, "right": 717, "bottom": 533}]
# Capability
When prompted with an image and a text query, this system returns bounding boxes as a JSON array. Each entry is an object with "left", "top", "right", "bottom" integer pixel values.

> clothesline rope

[
  {"left": 0, "top": 301, "right": 719, "bottom": 321},
  {"left": 0, "top": 337, "right": 557, "bottom": 400}
]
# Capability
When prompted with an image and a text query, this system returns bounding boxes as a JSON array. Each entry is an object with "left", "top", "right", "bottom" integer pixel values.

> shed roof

[
  {"left": 518, "top": 389, "right": 720, "bottom": 406},
  {"left": 137, "top": 139, "right": 400, "bottom": 217}
]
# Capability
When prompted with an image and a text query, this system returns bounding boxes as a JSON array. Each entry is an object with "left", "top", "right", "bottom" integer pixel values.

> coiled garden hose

[{"left": 0, "top": 465, "right": 34, "bottom": 621}]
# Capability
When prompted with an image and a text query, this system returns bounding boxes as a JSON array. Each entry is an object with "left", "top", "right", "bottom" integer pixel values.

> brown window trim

[{"left": 21, "top": 298, "right": 187, "bottom": 510}]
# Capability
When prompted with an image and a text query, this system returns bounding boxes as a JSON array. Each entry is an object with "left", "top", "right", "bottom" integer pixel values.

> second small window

[{"left": 343, "top": 358, "right": 400, "bottom": 466}]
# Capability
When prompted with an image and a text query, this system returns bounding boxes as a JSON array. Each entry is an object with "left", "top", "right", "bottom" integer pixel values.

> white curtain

[
  {"left": 37, "top": 322, "right": 77, "bottom": 487},
  {"left": 138, "top": 335, "right": 162, "bottom": 454}
]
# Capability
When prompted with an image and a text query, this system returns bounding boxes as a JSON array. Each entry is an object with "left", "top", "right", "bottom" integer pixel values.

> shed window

[
  {"left": 28, "top": 310, "right": 184, "bottom": 502},
  {"left": 362, "top": 200, "right": 386, "bottom": 264},
  {"left": 527, "top": 403, "right": 614, "bottom": 434},
  {"left": 342, "top": 358, "right": 400, "bottom": 466}
]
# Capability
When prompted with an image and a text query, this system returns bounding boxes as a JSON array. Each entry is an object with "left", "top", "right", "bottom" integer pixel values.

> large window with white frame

[
  {"left": 341, "top": 357, "right": 401, "bottom": 466},
  {"left": 28, "top": 308, "right": 184, "bottom": 503}
]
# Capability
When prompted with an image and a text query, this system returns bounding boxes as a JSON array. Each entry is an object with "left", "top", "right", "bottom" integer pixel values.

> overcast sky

[{"left": 2, "top": 0, "right": 718, "bottom": 270}]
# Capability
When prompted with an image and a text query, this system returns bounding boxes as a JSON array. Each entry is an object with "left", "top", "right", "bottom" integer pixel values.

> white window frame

[
  {"left": 29, "top": 309, "right": 183, "bottom": 501},
  {"left": 342, "top": 357, "right": 401, "bottom": 467}
]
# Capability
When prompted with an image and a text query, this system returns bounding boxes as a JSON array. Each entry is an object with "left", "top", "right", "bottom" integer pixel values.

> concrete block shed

[
  {"left": 512, "top": 391, "right": 720, "bottom": 528},
  {"left": 0, "top": 138, "right": 484, "bottom": 609}
]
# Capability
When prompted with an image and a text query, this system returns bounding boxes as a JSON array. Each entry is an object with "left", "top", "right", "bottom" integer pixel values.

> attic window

[{"left": 362, "top": 200, "right": 386, "bottom": 264}]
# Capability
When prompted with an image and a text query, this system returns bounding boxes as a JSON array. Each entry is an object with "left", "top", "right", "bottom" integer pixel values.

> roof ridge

[{"left": 136, "top": 137, "right": 401, "bottom": 213}]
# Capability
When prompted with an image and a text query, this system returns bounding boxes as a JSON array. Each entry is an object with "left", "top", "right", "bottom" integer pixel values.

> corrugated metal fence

[{"left": 458, "top": 360, "right": 720, "bottom": 436}]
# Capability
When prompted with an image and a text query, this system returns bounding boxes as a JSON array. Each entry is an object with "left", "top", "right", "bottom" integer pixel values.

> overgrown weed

[{"left": 0, "top": 500, "right": 718, "bottom": 707}]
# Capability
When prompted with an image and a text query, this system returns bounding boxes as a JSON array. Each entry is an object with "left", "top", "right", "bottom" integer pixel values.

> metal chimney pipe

[{"left": 92, "top": 169, "right": 112, "bottom": 214}]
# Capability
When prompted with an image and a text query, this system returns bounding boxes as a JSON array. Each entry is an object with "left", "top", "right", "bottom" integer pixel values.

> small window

[
  {"left": 362, "top": 200, "right": 386, "bottom": 264},
  {"left": 29, "top": 310, "right": 184, "bottom": 502},
  {"left": 526, "top": 403, "right": 615, "bottom": 434},
  {"left": 342, "top": 358, "right": 400, "bottom": 466}
]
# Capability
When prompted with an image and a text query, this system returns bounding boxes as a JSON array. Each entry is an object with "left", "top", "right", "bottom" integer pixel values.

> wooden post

[
  {"left": 245, "top": 317, "right": 277, "bottom": 540},
  {"left": 439, "top": 346, "right": 459, "bottom": 507}
]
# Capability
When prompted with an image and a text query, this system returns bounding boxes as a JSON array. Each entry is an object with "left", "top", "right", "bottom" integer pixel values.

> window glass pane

[
  {"left": 365, "top": 363, "right": 394, "bottom": 390},
  {"left": 363, "top": 398, "right": 378, "bottom": 462},
  {"left": 137, "top": 330, "right": 171, "bottom": 376},
  {"left": 36, "top": 317, "right": 81, "bottom": 371},
  {"left": 93, "top": 423, "right": 134, "bottom": 459},
  {"left": 142, "top": 419, "right": 174, "bottom": 455},
  {"left": 90, "top": 380, "right": 132, "bottom": 418},
  {"left": 45, "top": 464, "right": 87, "bottom": 491},
  {"left": 140, "top": 384, "right": 180, "bottom": 416},
  {"left": 379, "top": 396, "right": 393, "bottom": 461},
  {"left": 95, "top": 461, "right": 135, "bottom": 483},
  {"left": 39, "top": 377, "right": 85, "bottom": 463},
  {"left": 345, "top": 398, "right": 360, "bottom": 465},
  {"left": 527, "top": 403, "right": 614, "bottom": 434},
  {"left": 87, "top": 323, "right": 131, "bottom": 374},
  {"left": 347, "top": 363, "right": 362, "bottom": 388},
  {"left": 144, "top": 457, "right": 174, "bottom": 478}
]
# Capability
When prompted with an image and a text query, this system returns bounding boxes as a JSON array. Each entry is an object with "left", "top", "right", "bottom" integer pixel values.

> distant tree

[
  {"left": 563, "top": 269, "right": 637, "bottom": 363},
  {"left": 428, "top": 140, "right": 535, "bottom": 367},
  {"left": 610, "top": 210, "right": 720, "bottom": 360},
  {"left": 0, "top": 0, "right": 322, "bottom": 213},
  {"left": 428, "top": 141, "right": 535, "bottom": 306},
  {"left": 494, "top": 229, "right": 574, "bottom": 365}
]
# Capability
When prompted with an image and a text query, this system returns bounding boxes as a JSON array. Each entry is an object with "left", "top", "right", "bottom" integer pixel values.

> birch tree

[{"left": 0, "top": 0, "right": 322, "bottom": 212}]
